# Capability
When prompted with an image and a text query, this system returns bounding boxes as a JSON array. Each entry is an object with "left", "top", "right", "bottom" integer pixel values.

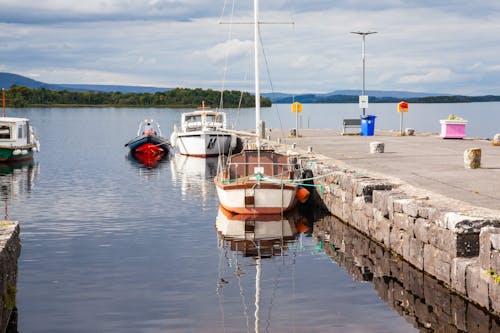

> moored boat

[
  {"left": 0, "top": 89, "right": 40, "bottom": 163},
  {"left": 214, "top": 0, "right": 305, "bottom": 215},
  {"left": 170, "top": 102, "right": 237, "bottom": 157},
  {"left": 125, "top": 119, "right": 171, "bottom": 166}
]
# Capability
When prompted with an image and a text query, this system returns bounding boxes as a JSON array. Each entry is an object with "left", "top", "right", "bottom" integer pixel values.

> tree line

[{"left": 3, "top": 85, "right": 272, "bottom": 108}]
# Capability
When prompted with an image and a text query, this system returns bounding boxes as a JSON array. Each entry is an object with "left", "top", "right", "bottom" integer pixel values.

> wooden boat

[
  {"left": 170, "top": 102, "right": 236, "bottom": 157},
  {"left": 125, "top": 119, "right": 171, "bottom": 165},
  {"left": 214, "top": 0, "right": 304, "bottom": 215},
  {"left": 215, "top": 149, "right": 300, "bottom": 214}
]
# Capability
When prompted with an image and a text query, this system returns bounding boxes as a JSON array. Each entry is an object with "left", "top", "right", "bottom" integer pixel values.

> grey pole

[{"left": 351, "top": 31, "right": 377, "bottom": 116}]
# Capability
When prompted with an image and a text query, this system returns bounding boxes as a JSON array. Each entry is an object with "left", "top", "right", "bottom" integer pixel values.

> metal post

[{"left": 351, "top": 31, "right": 377, "bottom": 116}]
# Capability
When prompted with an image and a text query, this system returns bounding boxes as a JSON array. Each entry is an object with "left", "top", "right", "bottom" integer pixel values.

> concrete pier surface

[
  {"left": 268, "top": 128, "right": 500, "bottom": 317},
  {"left": 273, "top": 129, "right": 500, "bottom": 215}
]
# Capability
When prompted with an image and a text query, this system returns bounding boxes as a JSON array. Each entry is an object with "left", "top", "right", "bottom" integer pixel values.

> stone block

[
  {"left": 354, "top": 179, "right": 393, "bottom": 197},
  {"left": 492, "top": 250, "right": 500, "bottom": 272},
  {"left": 408, "top": 237, "right": 424, "bottom": 270},
  {"left": 352, "top": 210, "right": 369, "bottom": 234},
  {"left": 466, "top": 264, "right": 489, "bottom": 309},
  {"left": 342, "top": 203, "right": 353, "bottom": 223},
  {"left": 401, "top": 200, "right": 420, "bottom": 217},
  {"left": 490, "top": 278, "right": 500, "bottom": 316},
  {"left": 393, "top": 212, "right": 414, "bottom": 232},
  {"left": 371, "top": 209, "right": 391, "bottom": 246},
  {"left": 352, "top": 196, "right": 366, "bottom": 210},
  {"left": 424, "top": 244, "right": 452, "bottom": 285},
  {"left": 480, "top": 227, "right": 494, "bottom": 270},
  {"left": 414, "top": 218, "right": 431, "bottom": 244},
  {"left": 451, "top": 258, "right": 475, "bottom": 296},
  {"left": 339, "top": 173, "right": 354, "bottom": 191},
  {"left": 427, "top": 207, "right": 446, "bottom": 227},
  {"left": 428, "top": 223, "right": 479, "bottom": 258},
  {"left": 390, "top": 228, "right": 410, "bottom": 260},
  {"left": 445, "top": 212, "right": 500, "bottom": 234},
  {"left": 393, "top": 198, "right": 411, "bottom": 214},
  {"left": 372, "top": 190, "right": 390, "bottom": 218}
]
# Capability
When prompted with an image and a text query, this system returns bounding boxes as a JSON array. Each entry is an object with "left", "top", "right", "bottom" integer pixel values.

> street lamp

[{"left": 351, "top": 31, "right": 377, "bottom": 116}]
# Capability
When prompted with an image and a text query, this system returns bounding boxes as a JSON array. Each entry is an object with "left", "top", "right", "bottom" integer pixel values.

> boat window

[
  {"left": 18, "top": 124, "right": 25, "bottom": 139},
  {"left": 0, "top": 125, "right": 11, "bottom": 140}
]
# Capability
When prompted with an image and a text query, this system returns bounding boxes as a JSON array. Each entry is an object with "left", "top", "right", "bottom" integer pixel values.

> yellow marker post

[{"left": 291, "top": 102, "right": 302, "bottom": 137}]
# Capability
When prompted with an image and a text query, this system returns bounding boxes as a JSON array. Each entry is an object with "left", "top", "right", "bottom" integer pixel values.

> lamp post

[{"left": 351, "top": 31, "right": 377, "bottom": 116}]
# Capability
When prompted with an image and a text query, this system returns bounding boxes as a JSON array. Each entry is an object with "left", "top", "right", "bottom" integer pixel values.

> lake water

[{"left": 3, "top": 105, "right": 499, "bottom": 332}]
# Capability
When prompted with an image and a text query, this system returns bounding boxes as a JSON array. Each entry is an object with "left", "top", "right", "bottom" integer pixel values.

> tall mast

[
  {"left": 254, "top": 0, "right": 261, "bottom": 148},
  {"left": 1, "top": 88, "right": 6, "bottom": 117}
]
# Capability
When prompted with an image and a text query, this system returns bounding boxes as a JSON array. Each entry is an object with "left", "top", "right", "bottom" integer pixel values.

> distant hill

[
  {"left": 263, "top": 90, "right": 453, "bottom": 103},
  {"left": 0, "top": 72, "right": 171, "bottom": 93},
  {"left": 58, "top": 84, "right": 171, "bottom": 93},
  {"left": 3, "top": 72, "right": 499, "bottom": 104},
  {"left": 0, "top": 72, "right": 67, "bottom": 90}
]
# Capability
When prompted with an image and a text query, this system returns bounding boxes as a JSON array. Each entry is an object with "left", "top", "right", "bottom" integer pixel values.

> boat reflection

[
  {"left": 216, "top": 206, "right": 298, "bottom": 256},
  {"left": 170, "top": 154, "right": 218, "bottom": 204},
  {"left": 0, "top": 160, "right": 38, "bottom": 218},
  {"left": 215, "top": 206, "right": 301, "bottom": 333},
  {"left": 312, "top": 215, "right": 500, "bottom": 332},
  {"left": 127, "top": 151, "right": 168, "bottom": 169}
]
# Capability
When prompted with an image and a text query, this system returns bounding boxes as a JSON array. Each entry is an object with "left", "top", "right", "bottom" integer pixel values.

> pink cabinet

[{"left": 440, "top": 120, "right": 468, "bottom": 139}]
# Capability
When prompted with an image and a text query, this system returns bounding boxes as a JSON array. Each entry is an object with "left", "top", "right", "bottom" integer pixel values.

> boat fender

[
  {"left": 296, "top": 186, "right": 310, "bottom": 204},
  {"left": 13, "top": 149, "right": 21, "bottom": 155},
  {"left": 170, "top": 131, "right": 178, "bottom": 148},
  {"left": 21, "top": 150, "right": 28, "bottom": 155},
  {"left": 230, "top": 134, "right": 237, "bottom": 149}
]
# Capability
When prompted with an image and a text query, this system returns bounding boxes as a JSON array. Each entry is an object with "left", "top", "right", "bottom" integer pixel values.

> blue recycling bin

[{"left": 360, "top": 115, "right": 376, "bottom": 136}]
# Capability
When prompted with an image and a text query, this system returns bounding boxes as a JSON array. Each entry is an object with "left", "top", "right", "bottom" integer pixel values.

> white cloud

[
  {"left": 204, "top": 39, "right": 252, "bottom": 64},
  {"left": 398, "top": 69, "right": 453, "bottom": 84},
  {"left": 1, "top": 1, "right": 500, "bottom": 94}
]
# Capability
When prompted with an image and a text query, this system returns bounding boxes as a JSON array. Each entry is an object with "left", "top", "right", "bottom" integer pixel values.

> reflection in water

[
  {"left": 170, "top": 154, "right": 218, "bottom": 204},
  {"left": 313, "top": 215, "right": 500, "bottom": 333},
  {"left": 127, "top": 150, "right": 165, "bottom": 168},
  {"left": 0, "top": 161, "right": 38, "bottom": 219},
  {"left": 0, "top": 160, "right": 38, "bottom": 332},
  {"left": 126, "top": 152, "right": 170, "bottom": 183},
  {"left": 215, "top": 207, "right": 299, "bottom": 333}
]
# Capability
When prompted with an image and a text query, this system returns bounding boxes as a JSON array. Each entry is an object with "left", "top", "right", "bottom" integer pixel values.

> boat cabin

[
  {"left": 181, "top": 111, "right": 226, "bottom": 132},
  {"left": 0, "top": 117, "right": 33, "bottom": 146},
  {"left": 225, "top": 149, "right": 295, "bottom": 182}
]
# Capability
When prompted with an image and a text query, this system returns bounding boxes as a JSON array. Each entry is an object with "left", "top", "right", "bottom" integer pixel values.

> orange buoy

[{"left": 296, "top": 187, "right": 310, "bottom": 203}]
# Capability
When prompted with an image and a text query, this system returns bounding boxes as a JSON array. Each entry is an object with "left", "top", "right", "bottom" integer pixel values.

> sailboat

[{"left": 214, "top": 0, "right": 304, "bottom": 215}]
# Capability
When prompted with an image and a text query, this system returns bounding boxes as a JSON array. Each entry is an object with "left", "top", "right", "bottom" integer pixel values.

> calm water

[
  {"left": 268, "top": 102, "right": 500, "bottom": 139},
  {"left": 2, "top": 105, "right": 498, "bottom": 332}
]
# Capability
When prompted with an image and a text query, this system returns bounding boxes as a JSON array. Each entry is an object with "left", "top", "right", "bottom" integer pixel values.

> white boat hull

[
  {"left": 175, "top": 132, "right": 232, "bottom": 157},
  {"left": 215, "top": 180, "right": 297, "bottom": 215},
  {"left": 215, "top": 207, "right": 297, "bottom": 240}
]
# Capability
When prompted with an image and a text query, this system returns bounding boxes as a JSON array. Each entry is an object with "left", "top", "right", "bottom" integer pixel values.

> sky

[{"left": 1, "top": 0, "right": 500, "bottom": 95}]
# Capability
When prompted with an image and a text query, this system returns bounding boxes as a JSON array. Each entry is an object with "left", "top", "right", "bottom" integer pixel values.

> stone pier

[
  {"left": 0, "top": 221, "right": 21, "bottom": 332},
  {"left": 302, "top": 159, "right": 500, "bottom": 317},
  {"left": 269, "top": 129, "right": 500, "bottom": 318}
]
